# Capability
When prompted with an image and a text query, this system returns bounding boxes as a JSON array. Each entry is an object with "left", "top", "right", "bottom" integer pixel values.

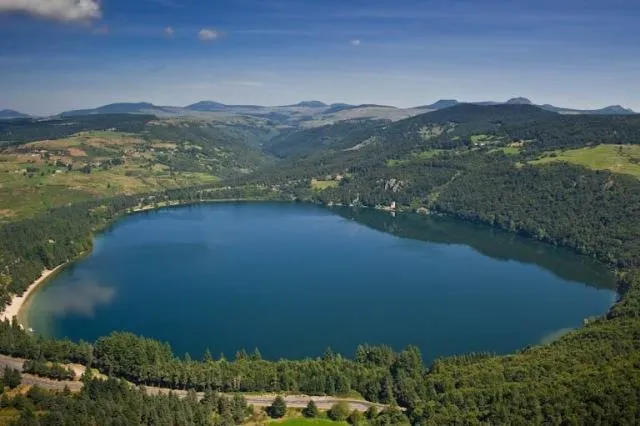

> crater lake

[{"left": 25, "top": 203, "right": 616, "bottom": 362}]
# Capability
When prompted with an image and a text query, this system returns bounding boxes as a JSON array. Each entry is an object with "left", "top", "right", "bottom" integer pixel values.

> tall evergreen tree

[
  {"left": 302, "top": 400, "right": 319, "bottom": 418},
  {"left": 268, "top": 395, "right": 287, "bottom": 418}
]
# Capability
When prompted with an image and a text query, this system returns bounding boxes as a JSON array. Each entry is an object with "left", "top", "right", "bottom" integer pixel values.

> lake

[{"left": 26, "top": 203, "right": 616, "bottom": 362}]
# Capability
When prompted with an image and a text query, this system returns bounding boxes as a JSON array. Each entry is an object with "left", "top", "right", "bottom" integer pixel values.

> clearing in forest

[
  {"left": 311, "top": 179, "right": 339, "bottom": 191},
  {"left": 531, "top": 144, "right": 640, "bottom": 178}
]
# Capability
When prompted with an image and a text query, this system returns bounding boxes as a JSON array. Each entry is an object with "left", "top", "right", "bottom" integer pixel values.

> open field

[
  {"left": 470, "top": 134, "right": 503, "bottom": 145},
  {"left": 531, "top": 144, "right": 640, "bottom": 178},
  {"left": 0, "top": 130, "right": 220, "bottom": 221},
  {"left": 489, "top": 146, "right": 521, "bottom": 155},
  {"left": 311, "top": 179, "right": 339, "bottom": 191}
]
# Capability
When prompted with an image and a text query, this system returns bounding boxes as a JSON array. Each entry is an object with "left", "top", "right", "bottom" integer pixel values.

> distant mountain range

[
  {"left": 60, "top": 102, "right": 172, "bottom": 117},
  {"left": 2, "top": 98, "right": 635, "bottom": 126},
  {"left": 416, "top": 97, "right": 636, "bottom": 115},
  {"left": 0, "top": 109, "right": 31, "bottom": 119},
  {"left": 53, "top": 97, "right": 637, "bottom": 118}
]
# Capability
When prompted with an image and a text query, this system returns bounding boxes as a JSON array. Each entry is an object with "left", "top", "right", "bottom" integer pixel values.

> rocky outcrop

[{"left": 384, "top": 178, "right": 405, "bottom": 193}]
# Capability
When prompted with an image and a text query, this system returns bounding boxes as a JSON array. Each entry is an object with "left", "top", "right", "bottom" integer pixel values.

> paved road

[{"left": 0, "top": 355, "right": 386, "bottom": 412}]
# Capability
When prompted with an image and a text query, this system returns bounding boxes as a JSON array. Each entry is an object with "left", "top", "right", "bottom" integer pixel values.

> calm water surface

[{"left": 27, "top": 203, "right": 616, "bottom": 361}]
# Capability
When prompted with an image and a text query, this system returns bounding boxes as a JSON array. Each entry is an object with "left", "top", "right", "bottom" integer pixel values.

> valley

[
  {"left": 0, "top": 101, "right": 639, "bottom": 425},
  {"left": 3, "top": 0, "right": 639, "bottom": 422}
]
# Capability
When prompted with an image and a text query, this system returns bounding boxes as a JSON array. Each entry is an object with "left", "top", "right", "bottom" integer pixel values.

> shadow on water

[
  {"left": 28, "top": 279, "right": 116, "bottom": 335},
  {"left": 332, "top": 207, "right": 616, "bottom": 291}
]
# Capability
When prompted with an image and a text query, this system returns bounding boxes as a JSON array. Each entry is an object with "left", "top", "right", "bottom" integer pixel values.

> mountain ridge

[
  {"left": 415, "top": 98, "right": 634, "bottom": 115},
  {"left": 0, "top": 109, "right": 31, "bottom": 119},
  {"left": 50, "top": 98, "right": 636, "bottom": 122},
  {"left": 60, "top": 102, "right": 170, "bottom": 117}
]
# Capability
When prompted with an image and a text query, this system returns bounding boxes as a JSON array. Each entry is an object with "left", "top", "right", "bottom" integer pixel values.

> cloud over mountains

[{"left": 0, "top": 0, "right": 101, "bottom": 21}]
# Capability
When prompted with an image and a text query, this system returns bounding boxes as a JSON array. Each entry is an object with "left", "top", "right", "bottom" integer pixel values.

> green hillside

[
  {"left": 531, "top": 144, "right": 640, "bottom": 178},
  {"left": 0, "top": 116, "right": 274, "bottom": 221},
  {"left": 0, "top": 105, "right": 639, "bottom": 424}
]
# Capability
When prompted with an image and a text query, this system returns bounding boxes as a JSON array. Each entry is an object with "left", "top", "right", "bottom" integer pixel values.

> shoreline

[
  {"left": 0, "top": 264, "right": 66, "bottom": 329},
  {"left": 3, "top": 198, "right": 622, "bottom": 338},
  {"left": 3, "top": 199, "right": 274, "bottom": 331},
  {"left": 4, "top": 199, "right": 274, "bottom": 330}
]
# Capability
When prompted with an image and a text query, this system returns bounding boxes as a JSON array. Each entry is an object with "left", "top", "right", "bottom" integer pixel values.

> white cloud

[
  {"left": 164, "top": 26, "right": 175, "bottom": 38},
  {"left": 198, "top": 28, "right": 219, "bottom": 41},
  {"left": 351, "top": 39, "right": 362, "bottom": 46},
  {"left": 0, "top": 0, "right": 101, "bottom": 21}
]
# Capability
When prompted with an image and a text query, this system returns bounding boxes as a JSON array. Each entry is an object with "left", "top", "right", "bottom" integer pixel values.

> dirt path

[
  {"left": 0, "top": 355, "right": 83, "bottom": 392},
  {"left": 144, "top": 386, "right": 387, "bottom": 411},
  {"left": 0, "top": 355, "right": 386, "bottom": 412}
]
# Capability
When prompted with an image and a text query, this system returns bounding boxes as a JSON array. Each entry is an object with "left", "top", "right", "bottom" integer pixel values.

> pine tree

[
  {"left": 364, "top": 406, "right": 378, "bottom": 420},
  {"left": 251, "top": 348, "right": 262, "bottom": 360},
  {"left": 348, "top": 409, "right": 365, "bottom": 425},
  {"left": 2, "top": 366, "right": 21, "bottom": 389},
  {"left": 232, "top": 393, "right": 249, "bottom": 424},
  {"left": 203, "top": 348, "right": 213, "bottom": 362},
  {"left": 302, "top": 400, "right": 319, "bottom": 418},
  {"left": 328, "top": 401, "right": 350, "bottom": 421},
  {"left": 268, "top": 395, "right": 287, "bottom": 418}
]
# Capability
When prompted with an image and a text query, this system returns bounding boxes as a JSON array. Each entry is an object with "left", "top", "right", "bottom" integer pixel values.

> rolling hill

[
  {"left": 0, "top": 114, "right": 275, "bottom": 220},
  {"left": 0, "top": 102, "right": 640, "bottom": 425},
  {"left": 0, "top": 109, "right": 30, "bottom": 119},
  {"left": 55, "top": 98, "right": 635, "bottom": 129},
  {"left": 414, "top": 97, "right": 636, "bottom": 115},
  {"left": 60, "top": 102, "right": 172, "bottom": 117}
]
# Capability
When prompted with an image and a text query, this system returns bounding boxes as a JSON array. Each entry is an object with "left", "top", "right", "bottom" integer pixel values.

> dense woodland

[
  {"left": 0, "top": 374, "right": 412, "bottom": 425},
  {"left": 243, "top": 105, "right": 640, "bottom": 267},
  {"left": 5, "top": 377, "right": 254, "bottom": 425},
  {"left": 144, "top": 121, "right": 274, "bottom": 175},
  {"left": 253, "top": 104, "right": 640, "bottom": 163},
  {"left": 264, "top": 119, "right": 388, "bottom": 158},
  {"left": 1, "top": 104, "right": 640, "bottom": 424}
]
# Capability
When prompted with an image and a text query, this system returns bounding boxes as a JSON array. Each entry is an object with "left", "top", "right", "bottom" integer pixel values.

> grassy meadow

[
  {"left": 311, "top": 179, "right": 340, "bottom": 191},
  {"left": 531, "top": 144, "right": 640, "bottom": 178},
  {"left": 0, "top": 130, "right": 218, "bottom": 221}
]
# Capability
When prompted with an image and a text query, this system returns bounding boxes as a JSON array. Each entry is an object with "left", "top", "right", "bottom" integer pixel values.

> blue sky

[{"left": 1, "top": 0, "right": 639, "bottom": 115}]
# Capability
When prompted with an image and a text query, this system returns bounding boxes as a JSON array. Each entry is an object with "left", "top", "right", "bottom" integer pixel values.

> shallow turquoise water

[{"left": 27, "top": 203, "right": 616, "bottom": 361}]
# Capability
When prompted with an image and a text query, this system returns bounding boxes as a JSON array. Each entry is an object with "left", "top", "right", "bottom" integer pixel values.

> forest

[
  {"left": 0, "top": 104, "right": 639, "bottom": 424},
  {"left": 5, "top": 376, "right": 255, "bottom": 425}
]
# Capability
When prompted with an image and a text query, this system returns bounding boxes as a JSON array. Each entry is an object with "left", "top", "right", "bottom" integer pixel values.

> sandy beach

[{"left": 0, "top": 264, "right": 65, "bottom": 327}]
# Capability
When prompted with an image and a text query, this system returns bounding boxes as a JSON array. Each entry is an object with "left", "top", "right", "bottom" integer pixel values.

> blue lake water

[{"left": 26, "top": 203, "right": 616, "bottom": 362}]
